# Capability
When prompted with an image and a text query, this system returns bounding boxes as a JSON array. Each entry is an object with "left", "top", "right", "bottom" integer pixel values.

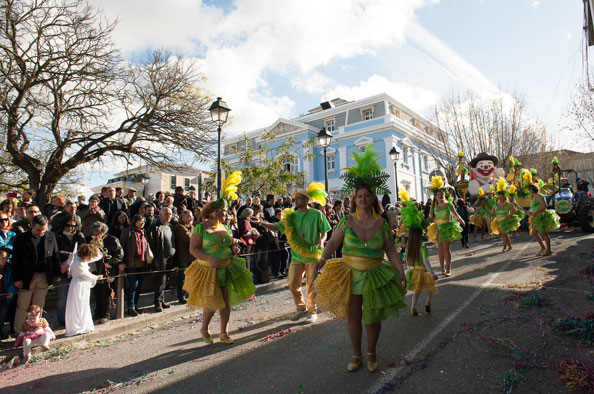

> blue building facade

[{"left": 223, "top": 93, "right": 447, "bottom": 203}]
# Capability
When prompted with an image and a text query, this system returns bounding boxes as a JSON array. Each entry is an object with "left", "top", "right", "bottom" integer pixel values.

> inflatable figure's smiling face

[{"left": 476, "top": 159, "right": 495, "bottom": 179}]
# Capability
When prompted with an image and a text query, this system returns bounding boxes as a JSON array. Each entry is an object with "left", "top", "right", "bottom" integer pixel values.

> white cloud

[
  {"left": 91, "top": 0, "right": 438, "bottom": 134},
  {"left": 327, "top": 75, "right": 439, "bottom": 114},
  {"left": 559, "top": 28, "right": 573, "bottom": 40},
  {"left": 530, "top": 0, "right": 541, "bottom": 8}
]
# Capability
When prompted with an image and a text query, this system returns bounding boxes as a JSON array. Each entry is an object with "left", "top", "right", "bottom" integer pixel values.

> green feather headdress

[
  {"left": 400, "top": 201, "right": 423, "bottom": 231},
  {"left": 340, "top": 144, "right": 390, "bottom": 196}
]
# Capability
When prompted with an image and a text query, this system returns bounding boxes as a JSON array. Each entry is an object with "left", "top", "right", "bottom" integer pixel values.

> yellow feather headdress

[
  {"left": 215, "top": 170, "right": 242, "bottom": 209},
  {"left": 306, "top": 182, "right": 328, "bottom": 205},
  {"left": 496, "top": 177, "right": 509, "bottom": 195},
  {"left": 429, "top": 176, "right": 445, "bottom": 194},
  {"left": 399, "top": 189, "right": 410, "bottom": 202},
  {"left": 478, "top": 188, "right": 485, "bottom": 198},
  {"left": 508, "top": 184, "right": 517, "bottom": 196},
  {"left": 522, "top": 169, "right": 533, "bottom": 185}
]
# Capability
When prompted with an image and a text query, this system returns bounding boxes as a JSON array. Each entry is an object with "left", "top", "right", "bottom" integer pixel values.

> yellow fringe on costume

[
  {"left": 426, "top": 219, "right": 449, "bottom": 243},
  {"left": 315, "top": 258, "right": 352, "bottom": 320},
  {"left": 183, "top": 258, "right": 231, "bottom": 310},
  {"left": 469, "top": 214, "right": 483, "bottom": 226},
  {"left": 397, "top": 223, "right": 407, "bottom": 236},
  {"left": 408, "top": 267, "right": 438, "bottom": 294},
  {"left": 491, "top": 217, "right": 504, "bottom": 235}
]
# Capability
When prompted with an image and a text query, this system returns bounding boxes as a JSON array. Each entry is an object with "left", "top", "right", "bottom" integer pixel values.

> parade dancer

[
  {"left": 525, "top": 171, "right": 560, "bottom": 256},
  {"left": 490, "top": 178, "right": 520, "bottom": 252},
  {"left": 400, "top": 196, "right": 438, "bottom": 316},
  {"left": 260, "top": 182, "right": 331, "bottom": 323},
  {"left": 427, "top": 176, "right": 465, "bottom": 276},
  {"left": 183, "top": 171, "right": 255, "bottom": 344},
  {"left": 471, "top": 189, "right": 487, "bottom": 241},
  {"left": 314, "top": 144, "right": 406, "bottom": 372}
]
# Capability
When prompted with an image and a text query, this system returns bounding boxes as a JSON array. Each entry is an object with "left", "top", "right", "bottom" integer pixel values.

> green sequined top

[
  {"left": 192, "top": 223, "right": 233, "bottom": 260},
  {"left": 433, "top": 203, "right": 453, "bottom": 220},
  {"left": 530, "top": 193, "right": 545, "bottom": 213},
  {"left": 337, "top": 216, "right": 389, "bottom": 259},
  {"left": 495, "top": 203, "right": 511, "bottom": 218}
]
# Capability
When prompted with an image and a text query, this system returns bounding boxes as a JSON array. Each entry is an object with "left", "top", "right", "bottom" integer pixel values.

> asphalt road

[{"left": 1, "top": 229, "right": 592, "bottom": 394}]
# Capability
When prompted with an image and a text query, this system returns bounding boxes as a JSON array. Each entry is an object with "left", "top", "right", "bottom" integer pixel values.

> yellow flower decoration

[
  {"left": 429, "top": 176, "right": 445, "bottom": 190},
  {"left": 509, "top": 185, "right": 517, "bottom": 195},
  {"left": 399, "top": 189, "right": 410, "bottom": 202},
  {"left": 478, "top": 188, "right": 485, "bottom": 198},
  {"left": 522, "top": 169, "right": 533, "bottom": 185},
  {"left": 496, "top": 177, "right": 507, "bottom": 192}
]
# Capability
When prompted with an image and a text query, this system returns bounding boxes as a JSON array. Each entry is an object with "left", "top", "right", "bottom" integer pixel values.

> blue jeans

[
  {"left": 126, "top": 267, "right": 147, "bottom": 309},
  {"left": 56, "top": 276, "right": 70, "bottom": 325}
]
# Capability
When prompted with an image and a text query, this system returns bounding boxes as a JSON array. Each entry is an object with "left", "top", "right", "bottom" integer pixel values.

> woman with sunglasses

[{"left": 54, "top": 215, "right": 85, "bottom": 327}]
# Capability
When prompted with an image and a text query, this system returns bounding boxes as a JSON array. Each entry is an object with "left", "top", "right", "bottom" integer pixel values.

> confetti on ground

[
  {"left": 552, "top": 317, "right": 594, "bottom": 346},
  {"left": 504, "top": 280, "right": 543, "bottom": 290},
  {"left": 261, "top": 329, "right": 292, "bottom": 342},
  {"left": 556, "top": 359, "right": 594, "bottom": 393}
]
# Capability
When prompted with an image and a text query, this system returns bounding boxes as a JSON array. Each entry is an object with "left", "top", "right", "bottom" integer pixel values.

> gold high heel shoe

[
  {"left": 367, "top": 353, "right": 379, "bottom": 372},
  {"left": 200, "top": 330, "right": 213, "bottom": 344},
  {"left": 219, "top": 333, "right": 234, "bottom": 344},
  {"left": 347, "top": 355, "right": 362, "bottom": 371}
]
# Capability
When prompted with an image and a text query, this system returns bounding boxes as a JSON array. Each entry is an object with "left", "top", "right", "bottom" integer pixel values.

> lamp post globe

[
  {"left": 389, "top": 147, "right": 400, "bottom": 201},
  {"left": 318, "top": 128, "right": 333, "bottom": 192},
  {"left": 209, "top": 97, "right": 231, "bottom": 199}
]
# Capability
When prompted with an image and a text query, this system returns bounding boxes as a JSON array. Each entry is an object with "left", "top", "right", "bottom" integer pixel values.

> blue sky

[{"left": 84, "top": 0, "right": 588, "bottom": 192}]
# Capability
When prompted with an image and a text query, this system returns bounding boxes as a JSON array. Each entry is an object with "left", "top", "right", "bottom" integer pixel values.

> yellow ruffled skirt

[
  {"left": 183, "top": 257, "right": 255, "bottom": 310},
  {"left": 406, "top": 267, "right": 438, "bottom": 293}
]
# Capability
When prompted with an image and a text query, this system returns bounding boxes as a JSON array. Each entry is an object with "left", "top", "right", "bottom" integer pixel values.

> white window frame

[
  {"left": 358, "top": 145, "right": 366, "bottom": 153},
  {"left": 170, "top": 175, "right": 177, "bottom": 190},
  {"left": 324, "top": 118, "right": 336, "bottom": 132},
  {"left": 361, "top": 107, "right": 373, "bottom": 121},
  {"left": 423, "top": 154, "right": 429, "bottom": 171},
  {"left": 402, "top": 146, "right": 409, "bottom": 163},
  {"left": 184, "top": 178, "right": 190, "bottom": 189},
  {"left": 327, "top": 153, "right": 336, "bottom": 173},
  {"left": 284, "top": 156, "right": 299, "bottom": 174}
]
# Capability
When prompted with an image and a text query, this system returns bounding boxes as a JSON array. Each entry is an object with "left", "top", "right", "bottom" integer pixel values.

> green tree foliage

[{"left": 216, "top": 130, "right": 313, "bottom": 198}]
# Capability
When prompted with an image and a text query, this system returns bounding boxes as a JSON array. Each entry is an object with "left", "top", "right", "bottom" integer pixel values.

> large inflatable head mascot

[{"left": 468, "top": 152, "right": 505, "bottom": 196}]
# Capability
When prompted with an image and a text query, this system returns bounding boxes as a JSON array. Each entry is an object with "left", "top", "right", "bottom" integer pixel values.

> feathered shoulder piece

[
  {"left": 306, "top": 182, "right": 328, "bottom": 205},
  {"left": 429, "top": 176, "right": 445, "bottom": 194},
  {"left": 401, "top": 201, "right": 423, "bottom": 231},
  {"left": 340, "top": 143, "right": 390, "bottom": 196},
  {"left": 215, "top": 171, "right": 242, "bottom": 209}
]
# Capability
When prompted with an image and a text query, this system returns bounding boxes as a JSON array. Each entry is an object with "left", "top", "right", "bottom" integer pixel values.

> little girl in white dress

[{"left": 65, "top": 243, "right": 103, "bottom": 337}]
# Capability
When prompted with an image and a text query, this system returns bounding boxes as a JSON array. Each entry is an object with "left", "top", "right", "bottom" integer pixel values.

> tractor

[{"left": 549, "top": 169, "right": 594, "bottom": 232}]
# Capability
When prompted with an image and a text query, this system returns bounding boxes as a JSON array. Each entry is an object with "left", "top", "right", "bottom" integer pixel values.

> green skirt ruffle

[
  {"left": 514, "top": 209, "right": 526, "bottom": 221},
  {"left": 353, "top": 263, "right": 407, "bottom": 324},
  {"left": 436, "top": 222, "right": 463, "bottom": 243},
  {"left": 217, "top": 257, "right": 256, "bottom": 307},
  {"left": 497, "top": 215, "right": 521, "bottom": 234},
  {"left": 533, "top": 210, "right": 560, "bottom": 234}
]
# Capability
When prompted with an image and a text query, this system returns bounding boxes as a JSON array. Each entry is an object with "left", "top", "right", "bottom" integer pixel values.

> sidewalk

[{"left": 0, "top": 278, "right": 289, "bottom": 364}]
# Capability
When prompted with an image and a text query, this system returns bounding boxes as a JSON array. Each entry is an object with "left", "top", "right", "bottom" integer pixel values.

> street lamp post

[
  {"left": 389, "top": 147, "right": 400, "bottom": 201},
  {"left": 209, "top": 97, "right": 231, "bottom": 199},
  {"left": 317, "top": 127, "right": 333, "bottom": 192}
]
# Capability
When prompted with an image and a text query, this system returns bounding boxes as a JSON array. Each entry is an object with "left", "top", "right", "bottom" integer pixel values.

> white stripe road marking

[{"left": 366, "top": 241, "right": 531, "bottom": 394}]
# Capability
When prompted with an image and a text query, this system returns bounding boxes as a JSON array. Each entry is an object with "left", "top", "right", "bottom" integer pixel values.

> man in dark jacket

[
  {"left": 99, "top": 186, "right": 127, "bottom": 223},
  {"left": 12, "top": 204, "right": 41, "bottom": 235},
  {"left": 148, "top": 207, "right": 176, "bottom": 312},
  {"left": 11, "top": 215, "right": 61, "bottom": 330}
]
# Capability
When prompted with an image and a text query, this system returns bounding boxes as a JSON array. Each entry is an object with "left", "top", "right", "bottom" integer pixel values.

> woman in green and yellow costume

[
  {"left": 315, "top": 144, "right": 407, "bottom": 373},
  {"left": 490, "top": 178, "right": 520, "bottom": 252},
  {"left": 470, "top": 189, "right": 488, "bottom": 241},
  {"left": 183, "top": 171, "right": 255, "bottom": 345},
  {"left": 427, "top": 176, "right": 465, "bottom": 276},
  {"left": 526, "top": 171, "right": 560, "bottom": 256},
  {"left": 400, "top": 190, "right": 438, "bottom": 316}
]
